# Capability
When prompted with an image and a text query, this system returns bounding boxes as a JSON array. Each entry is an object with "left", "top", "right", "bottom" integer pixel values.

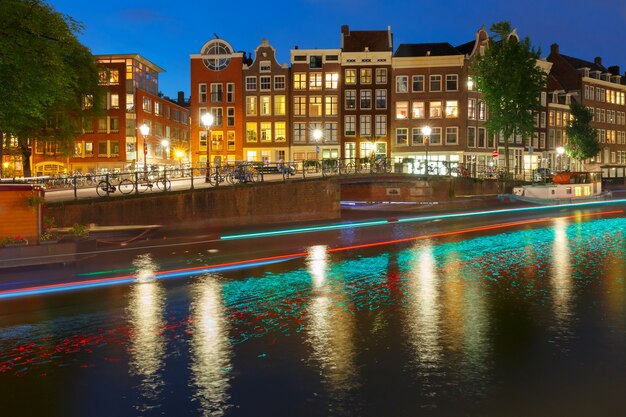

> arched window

[{"left": 202, "top": 39, "right": 233, "bottom": 71}]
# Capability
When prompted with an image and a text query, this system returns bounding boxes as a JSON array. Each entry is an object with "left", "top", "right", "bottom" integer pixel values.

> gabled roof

[
  {"left": 560, "top": 54, "right": 606, "bottom": 72},
  {"left": 393, "top": 42, "right": 463, "bottom": 58},
  {"left": 342, "top": 29, "right": 392, "bottom": 52}
]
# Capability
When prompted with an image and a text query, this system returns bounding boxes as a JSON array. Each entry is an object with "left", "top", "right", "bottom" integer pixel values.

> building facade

[
  {"left": 290, "top": 48, "right": 342, "bottom": 161},
  {"left": 243, "top": 39, "right": 290, "bottom": 163},
  {"left": 547, "top": 43, "right": 626, "bottom": 171},
  {"left": 340, "top": 25, "right": 393, "bottom": 162},
  {"left": 190, "top": 38, "right": 246, "bottom": 166},
  {"left": 31, "top": 54, "right": 190, "bottom": 176}
]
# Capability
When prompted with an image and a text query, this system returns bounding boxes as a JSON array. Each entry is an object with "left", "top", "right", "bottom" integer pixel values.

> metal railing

[{"left": 0, "top": 159, "right": 548, "bottom": 200}]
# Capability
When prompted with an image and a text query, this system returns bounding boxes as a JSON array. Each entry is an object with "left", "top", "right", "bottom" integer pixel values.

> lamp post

[
  {"left": 201, "top": 113, "right": 214, "bottom": 182},
  {"left": 313, "top": 128, "right": 322, "bottom": 158},
  {"left": 556, "top": 146, "right": 565, "bottom": 172},
  {"left": 422, "top": 125, "right": 431, "bottom": 177},
  {"left": 139, "top": 123, "right": 150, "bottom": 177}
]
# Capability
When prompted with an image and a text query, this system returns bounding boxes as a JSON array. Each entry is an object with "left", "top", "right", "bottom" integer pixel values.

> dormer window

[{"left": 578, "top": 68, "right": 590, "bottom": 78}]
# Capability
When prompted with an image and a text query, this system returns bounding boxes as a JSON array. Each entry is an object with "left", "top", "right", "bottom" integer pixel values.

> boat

[{"left": 512, "top": 171, "right": 610, "bottom": 204}]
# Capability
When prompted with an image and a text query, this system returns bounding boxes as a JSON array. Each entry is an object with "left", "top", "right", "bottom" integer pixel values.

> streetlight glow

[
  {"left": 139, "top": 124, "right": 150, "bottom": 136},
  {"left": 313, "top": 129, "right": 323, "bottom": 141},
  {"left": 161, "top": 139, "right": 169, "bottom": 148},
  {"left": 422, "top": 126, "right": 432, "bottom": 136},
  {"left": 201, "top": 113, "right": 214, "bottom": 128}
]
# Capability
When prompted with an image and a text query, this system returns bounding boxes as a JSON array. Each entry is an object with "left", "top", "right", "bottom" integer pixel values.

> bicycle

[
  {"left": 135, "top": 174, "right": 171, "bottom": 193},
  {"left": 206, "top": 165, "right": 231, "bottom": 185},
  {"left": 339, "top": 159, "right": 357, "bottom": 175},
  {"left": 232, "top": 163, "right": 257, "bottom": 183},
  {"left": 95, "top": 176, "right": 134, "bottom": 197}
]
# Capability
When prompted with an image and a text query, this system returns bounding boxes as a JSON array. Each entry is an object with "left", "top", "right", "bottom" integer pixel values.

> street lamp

[
  {"left": 175, "top": 149, "right": 184, "bottom": 169},
  {"left": 313, "top": 128, "right": 322, "bottom": 159},
  {"left": 422, "top": 125, "right": 431, "bottom": 176},
  {"left": 201, "top": 112, "right": 214, "bottom": 182},
  {"left": 556, "top": 146, "right": 565, "bottom": 172},
  {"left": 139, "top": 123, "right": 150, "bottom": 177}
]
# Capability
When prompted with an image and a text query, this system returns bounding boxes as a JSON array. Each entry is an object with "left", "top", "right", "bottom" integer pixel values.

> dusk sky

[{"left": 49, "top": 0, "right": 626, "bottom": 99}]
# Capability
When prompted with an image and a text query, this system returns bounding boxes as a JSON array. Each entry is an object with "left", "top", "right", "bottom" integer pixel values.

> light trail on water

[{"left": 0, "top": 209, "right": 622, "bottom": 300}]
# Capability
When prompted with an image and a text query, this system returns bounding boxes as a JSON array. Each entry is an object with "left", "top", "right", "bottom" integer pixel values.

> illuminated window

[
  {"left": 412, "top": 102, "right": 425, "bottom": 119},
  {"left": 325, "top": 96, "right": 338, "bottom": 116},
  {"left": 309, "top": 96, "right": 322, "bottom": 116},
  {"left": 395, "top": 102, "right": 408, "bottom": 119},
  {"left": 325, "top": 73, "right": 339, "bottom": 89},
  {"left": 260, "top": 122, "right": 272, "bottom": 142},
  {"left": 345, "top": 69, "right": 357, "bottom": 85},
  {"left": 246, "top": 96, "right": 257, "bottom": 116},
  {"left": 429, "top": 101, "right": 442, "bottom": 118},
  {"left": 360, "top": 68, "right": 372, "bottom": 84},
  {"left": 375, "top": 115, "right": 386, "bottom": 136},
  {"left": 294, "top": 96, "right": 306, "bottom": 116},
  {"left": 445, "top": 100, "right": 458, "bottom": 118},
  {"left": 246, "top": 122, "right": 257, "bottom": 142},
  {"left": 294, "top": 73, "right": 306, "bottom": 90},
  {"left": 274, "top": 96, "right": 286, "bottom": 116},
  {"left": 309, "top": 73, "right": 322, "bottom": 90},
  {"left": 261, "top": 96, "right": 271, "bottom": 116},
  {"left": 275, "top": 122, "right": 286, "bottom": 141},
  {"left": 360, "top": 115, "right": 371, "bottom": 136}
]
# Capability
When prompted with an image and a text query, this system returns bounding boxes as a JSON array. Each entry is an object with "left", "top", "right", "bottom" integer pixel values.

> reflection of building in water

[
  {"left": 405, "top": 241, "right": 490, "bottom": 397},
  {"left": 190, "top": 278, "right": 232, "bottom": 416},
  {"left": 551, "top": 218, "right": 573, "bottom": 339},
  {"left": 305, "top": 245, "right": 357, "bottom": 401},
  {"left": 127, "top": 254, "right": 166, "bottom": 409}
]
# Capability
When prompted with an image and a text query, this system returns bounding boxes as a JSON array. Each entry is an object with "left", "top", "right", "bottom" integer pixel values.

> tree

[
  {"left": 565, "top": 101, "right": 600, "bottom": 169},
  {"left": 0, "top": 0, "right": 103, "bottom": 177},
  {"left": 470, "top": 22, "right": 546, "bottom": 177}
]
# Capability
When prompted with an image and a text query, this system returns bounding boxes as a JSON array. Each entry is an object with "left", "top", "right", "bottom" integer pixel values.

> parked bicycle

[
  {"left": 95, "top": 176, "right": 134, "bottom": 197},
  {"left": 135, "top": 173, "right": 171, "bottom": 193}
]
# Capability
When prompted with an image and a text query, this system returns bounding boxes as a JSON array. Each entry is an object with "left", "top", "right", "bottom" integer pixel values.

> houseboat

[{"left": 512, "top": 172, "right": 607, "bottom": 204}]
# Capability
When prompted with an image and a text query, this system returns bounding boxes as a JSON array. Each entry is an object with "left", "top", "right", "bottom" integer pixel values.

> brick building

[
  {"left": 547, "top": 44, "right": 626, "bottom": 171},
  {"left": 243, "top": 39, "right": 290, "bottom": 163},
  {"left": 31, "top": 54, "right": 190, "bottom": 176},
  {"left": 190, "top": 38, "right": 247, "bottom": 166},
  {"left": 289, "top": 47, "right": 342, "bottom": 161},
  {"left": 340, "top": 25, "right": 393, "bottom": 162}
]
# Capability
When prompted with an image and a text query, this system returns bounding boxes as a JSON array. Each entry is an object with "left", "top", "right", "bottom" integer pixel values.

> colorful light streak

[
  {"left": 0, "top": 210, "right": 621, "bottom": 300},
  {"left": 220, "top": 199, "right": 626, "bottom": 240}
]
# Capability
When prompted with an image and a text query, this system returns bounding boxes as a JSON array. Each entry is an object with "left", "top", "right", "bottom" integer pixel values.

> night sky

[{"left": 49, "top": 0, "right": 626, "bottom": 99}]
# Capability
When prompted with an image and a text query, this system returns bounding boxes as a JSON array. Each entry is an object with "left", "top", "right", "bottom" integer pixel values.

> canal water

[{"left": 1, "top": 216, "right": 625, "bottom": 416}]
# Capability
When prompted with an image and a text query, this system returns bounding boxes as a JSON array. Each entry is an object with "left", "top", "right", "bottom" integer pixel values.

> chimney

[
  {"left": 341, "top": 25, "right": 349, "bottom": 36},
  {"left": 177, "top": 91, "right": 185, "bottom": 105},
  {"left": 594, "top": 56, "right": 602, "bottom": 66},
  {"left": 294, "top": 45, "right": 298, "bottom": 50},
  {"left": 550, "top": 43, "right": 559, "bottom": 56},
  {"left": 608, "top": 65, "right": 620, "bottom": 76}
]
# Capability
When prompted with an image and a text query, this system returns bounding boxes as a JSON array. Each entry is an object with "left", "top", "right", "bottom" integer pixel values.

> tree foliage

[
  {"left": 0, "top": 0, "right": 103, "bottom": 176},
  {"left": 565, "top": 101, "right": 600, "bottom": 166},
  {"left": 470, "top": 22, "right": 546, "bottom": 176}
]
